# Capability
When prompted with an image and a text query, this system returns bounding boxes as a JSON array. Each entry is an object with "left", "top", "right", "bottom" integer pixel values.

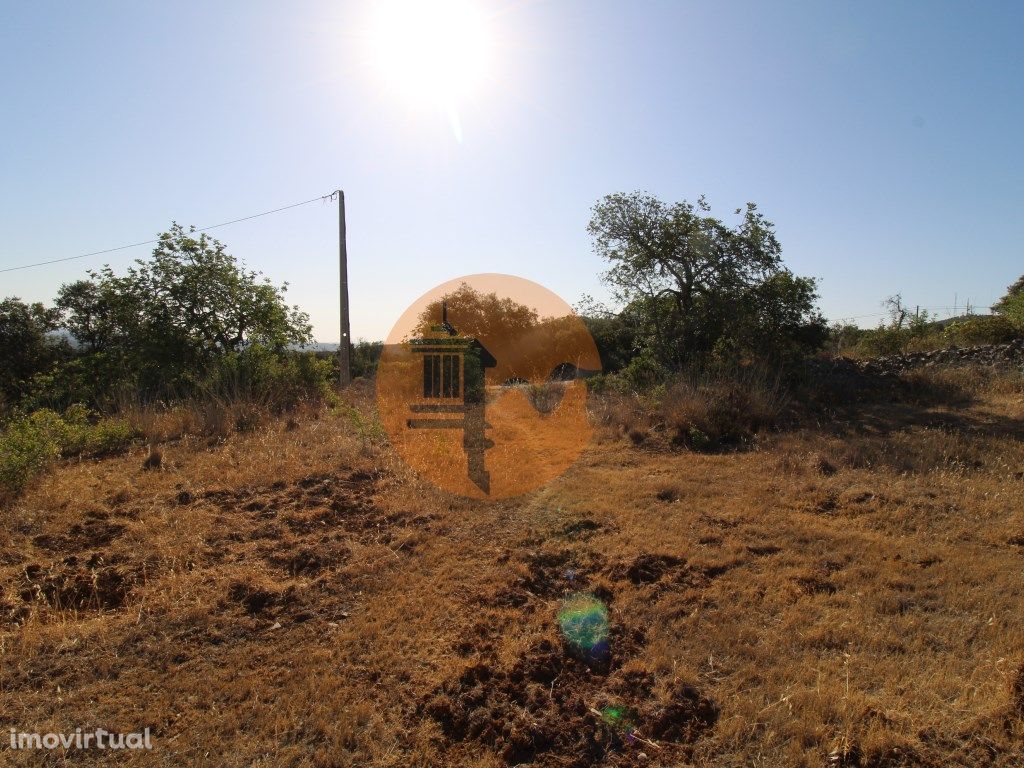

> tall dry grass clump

[
  {"left": 660, "top": 370, "right": 786, "bottom": 449},
  {"left": 590, "top": 366, "right": 787, "bottom": 451}
]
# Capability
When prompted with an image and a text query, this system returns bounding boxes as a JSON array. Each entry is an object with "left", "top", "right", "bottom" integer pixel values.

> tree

[
  {"left": 730, "top": 270, "right": 828, "bottom": 362},
  {"left": 994, "top": 274, "right": 1024, "bottom": 330},
  {"left": 587, "top": 192, "right": 823, "bottom": 368},
  {"left": 56, "top": 272, "right": 144, "bottom": 354},
  {"left": 54, "top": 223, "right": 314, "bottom": 398},
  {"left": 994, "top": 274, "right": 1024, "bottom": 311},
  {"left": 414, "top": 282, "right": 539, "bottom": 342},
  {"left": 0, "top": 298, "right": 65, "bottom": 406},
  {"left": 575, "top": 295, "right": 638, "bottom": 372},
  {"left": 411, "top": 283, "right": 599, "bottom": 382},
  {"left": 882, "top": 294, "right": 910, "bottom": 330}
]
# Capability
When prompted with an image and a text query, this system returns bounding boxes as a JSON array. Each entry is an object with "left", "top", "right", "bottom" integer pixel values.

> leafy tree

[
  {"left": 994, "top": 274, "right": 1024, "bottom": 310},
  {"left": 414, "top": 282, "right": 539, "bottom": 341},
  {"left": 56, "top": 272, "right": 144, "bottom": 354},
  {"left": 351, "top": 340, "right": 384, "bottom": 379},
  {"left": 0, "top": 298, "right": 66, "bottom": 407},
  {"left": 54, "top": 224, "right": 313, "bottom": 398},
  {"left": 143, "top": 224, "right": 312, "bottom": 354},
  {"left": 412, "top": 283, "right": 599, "bottom": 382},
  {"left": 728, "top": 269, "right": 828, "bottom": 362},
  {"left": 994, "top": 274, "right": 1024, "bottom": 330},
  {"left": 575, "top": 295, "right": 638, "bottom": 372},
  {"left": 587, "top": 192, "right": 824, "bottom": 368}
]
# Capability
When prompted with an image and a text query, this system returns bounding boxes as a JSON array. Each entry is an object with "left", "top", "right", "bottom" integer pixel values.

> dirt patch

[
  {"left": 31, "top": 520, "right": 126, "bottom": 552},
  {"left": 422, "top": 634, "right": 716, "bottom": 766},
  {"left": 15, "top": 555, "right": 138, "bottom": 614},
  {"left": 228, "top": 580, "right": 280, "bottom": 616},
  {"left": 556, "top": 519, "right": 604, "bottom": 540},
  {"left": 746, "top": 544, "right": 782, "bottom": 556},
  {"left": 487, "top": 549, "right": 609, "bottom": 608},
  {"left": 792, "top": 568, "right": 838, "bottom": 596},
  {"left": 266, "top": 544, "right": 346, "bottom": 576},
  {"left": 444, "top": 548, "right": 721, "bottom": 765},
  {"left": 615, "top": 553, "right": 686, "bottom": 585},
  {"left": 656, "top": 485, "right": 682, "bottom": 502}
]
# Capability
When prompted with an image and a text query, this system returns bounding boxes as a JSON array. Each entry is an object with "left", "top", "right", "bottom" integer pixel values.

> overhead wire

[{"left": 0, "top": 192, "right": 338, "bottom": 274}]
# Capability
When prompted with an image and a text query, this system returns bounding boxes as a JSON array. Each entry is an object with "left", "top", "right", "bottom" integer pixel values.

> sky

[{"left": 2, "top": 0, "right": 1022, "bottom": 343}]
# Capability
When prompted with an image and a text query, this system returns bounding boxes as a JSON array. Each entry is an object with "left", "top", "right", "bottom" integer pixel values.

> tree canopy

[
  {"left": 52, "top": 224, "right": 313, "bottom": 399},
  {"left": 588, "top": 192, "right": 826, "bottom": 369},
  {"left": 0, "top": 298, "right": 65, "bottom": 406},
  {"left": 994, "top": 273, "right": 1024, "bottom": 329}
]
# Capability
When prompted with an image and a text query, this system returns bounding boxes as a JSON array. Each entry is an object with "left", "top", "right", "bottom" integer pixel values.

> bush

[
  {"left": 846, "top": 326, "right": 915, "bottom": 358},
  {"left": 589, "top": 366, "right": 786, "bottom": 452},
  {"left": 0, "top": 407, "right": 136, "bottom": 496},
  {"left": 526, "top": 381, "right": 567, "bottom": 414},
  {"left": 661, "top": 372, "right": 785, "bottom": 450},
  {"left": 0, "top": 410, "right": 66, "bottom": 494},
  {"left": 351, "top": 340, "right": 384, "bottom": 380},
  {"left": 197, "top": 345, "right": 333, "bottom": 411},
  {"left": 998, "top": 292, "right": 1024, "bottom": 331},
  {"left": 943, "top": 315, "right": 1020, "bottom": 346},
  {"left": 618, "top": 353, "right": 668, "bottom": 393}
]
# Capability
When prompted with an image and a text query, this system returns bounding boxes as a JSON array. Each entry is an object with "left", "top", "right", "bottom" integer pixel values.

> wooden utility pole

[{"left": 337, "top": 189, "right": 351, "bottom": 386}]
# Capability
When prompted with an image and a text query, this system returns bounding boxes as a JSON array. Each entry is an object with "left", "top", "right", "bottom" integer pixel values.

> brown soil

[{"left": 1, "top": 379, "right": 1023, "bottom": 766}]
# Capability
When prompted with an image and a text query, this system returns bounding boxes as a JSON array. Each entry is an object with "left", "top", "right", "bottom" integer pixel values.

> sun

[{"left": 368, "top": 0, "right": 491, "bottom": 108}]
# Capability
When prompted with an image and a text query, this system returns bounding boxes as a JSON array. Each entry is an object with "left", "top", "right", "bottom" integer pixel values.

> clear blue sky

[{"left": 2, "top": 1, "right": 1021, "bottom": 342}]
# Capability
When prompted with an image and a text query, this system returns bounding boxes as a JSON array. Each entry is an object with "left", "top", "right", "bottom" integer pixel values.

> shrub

[
  {"left": 943, "top": 315, "right": 1020, "bottom": 346},
  {"left": 998, "top": 292, "right": 1024, "bottom": 331},
  {"left": 589, "top": 366, "right": 786, "bottom": 452},
  {"left": 661, "top": 372, "right": 785, "bottom": 450},
  {"left": 846, "top": 326, "right": 914, "bottom": 358},
  {"left": 527, "top": 381, "right": 567, "bottom": 414},
  {"left": 618, "top": 353, "right": 668, "bottom": 393},
  {"left": 0, "top": 407, "right": 137, "bottom": 497},
  {"left": 351, "top": 340, "right": 384, "bottom": 380},
  {"left": 0, "top": 410, "right": 67, "bottom": 494},
  {"left": 198, "top": 345, "right": 333, "bottom": 412}
]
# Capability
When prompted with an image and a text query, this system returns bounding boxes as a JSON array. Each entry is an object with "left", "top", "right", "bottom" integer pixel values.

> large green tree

[
  {"left": 588, "top": 192, "right": 825, "bottom": 368},
  {"left": 54, "top": 223, "right": 313, "bottom": 398}
]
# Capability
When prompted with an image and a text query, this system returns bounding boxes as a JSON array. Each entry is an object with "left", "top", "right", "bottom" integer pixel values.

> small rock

[
  {"left": 270, "top": 622, "right": 282, "bottom": 630},
  {"left": 638, "top": 752, "right": 649, "bottom": 763}
]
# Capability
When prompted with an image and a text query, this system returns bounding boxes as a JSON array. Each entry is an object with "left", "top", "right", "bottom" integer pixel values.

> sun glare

[{"left": 368, "top": 0, "right": 491, "bottom": 109}]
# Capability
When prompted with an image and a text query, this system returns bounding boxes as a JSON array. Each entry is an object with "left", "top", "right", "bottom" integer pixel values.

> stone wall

[{"left": 856, "top": 338, "right": 1024, "bottom": 376}]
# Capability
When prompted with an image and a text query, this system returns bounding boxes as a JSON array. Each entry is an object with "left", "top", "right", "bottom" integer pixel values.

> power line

[
  {"left": 0, "top": 192, "right": 337, "bottom": 275},
  {"left": 835, "top": 305, "right": 995, "bottom": 323}
]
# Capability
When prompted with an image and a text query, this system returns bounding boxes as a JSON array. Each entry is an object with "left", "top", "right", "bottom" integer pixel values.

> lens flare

[
  {"left": 598, "top": 705, "right": 639, "bottom": 736},
  {"left": 557, "top": 593, "right": 609, "bottom": 661}
]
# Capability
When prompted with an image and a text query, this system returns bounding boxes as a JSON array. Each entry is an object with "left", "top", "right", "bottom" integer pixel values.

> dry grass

[
  {"left": 592, "top": 369, "right": 786, "bottom": 450},
  {"left": 1, "top": 369, "right": 1023, "bottom": 766}
]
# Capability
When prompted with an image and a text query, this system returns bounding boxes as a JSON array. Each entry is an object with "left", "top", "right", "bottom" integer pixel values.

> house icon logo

[
  {"left": 376, "top": 274, "right": 601, "bottom": 500},
  {"left": 406, "top": 300, "right": 497, "bottom": 493}
]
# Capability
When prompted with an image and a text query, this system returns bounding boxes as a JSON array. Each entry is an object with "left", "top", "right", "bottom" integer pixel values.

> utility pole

[{"left": 337, "top": 189, "right": 351, "bottom": 387}]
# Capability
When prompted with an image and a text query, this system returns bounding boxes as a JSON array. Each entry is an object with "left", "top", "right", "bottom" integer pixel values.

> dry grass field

[{"left": 2, "top": 370, "right": 1023, "bottom": 767}]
